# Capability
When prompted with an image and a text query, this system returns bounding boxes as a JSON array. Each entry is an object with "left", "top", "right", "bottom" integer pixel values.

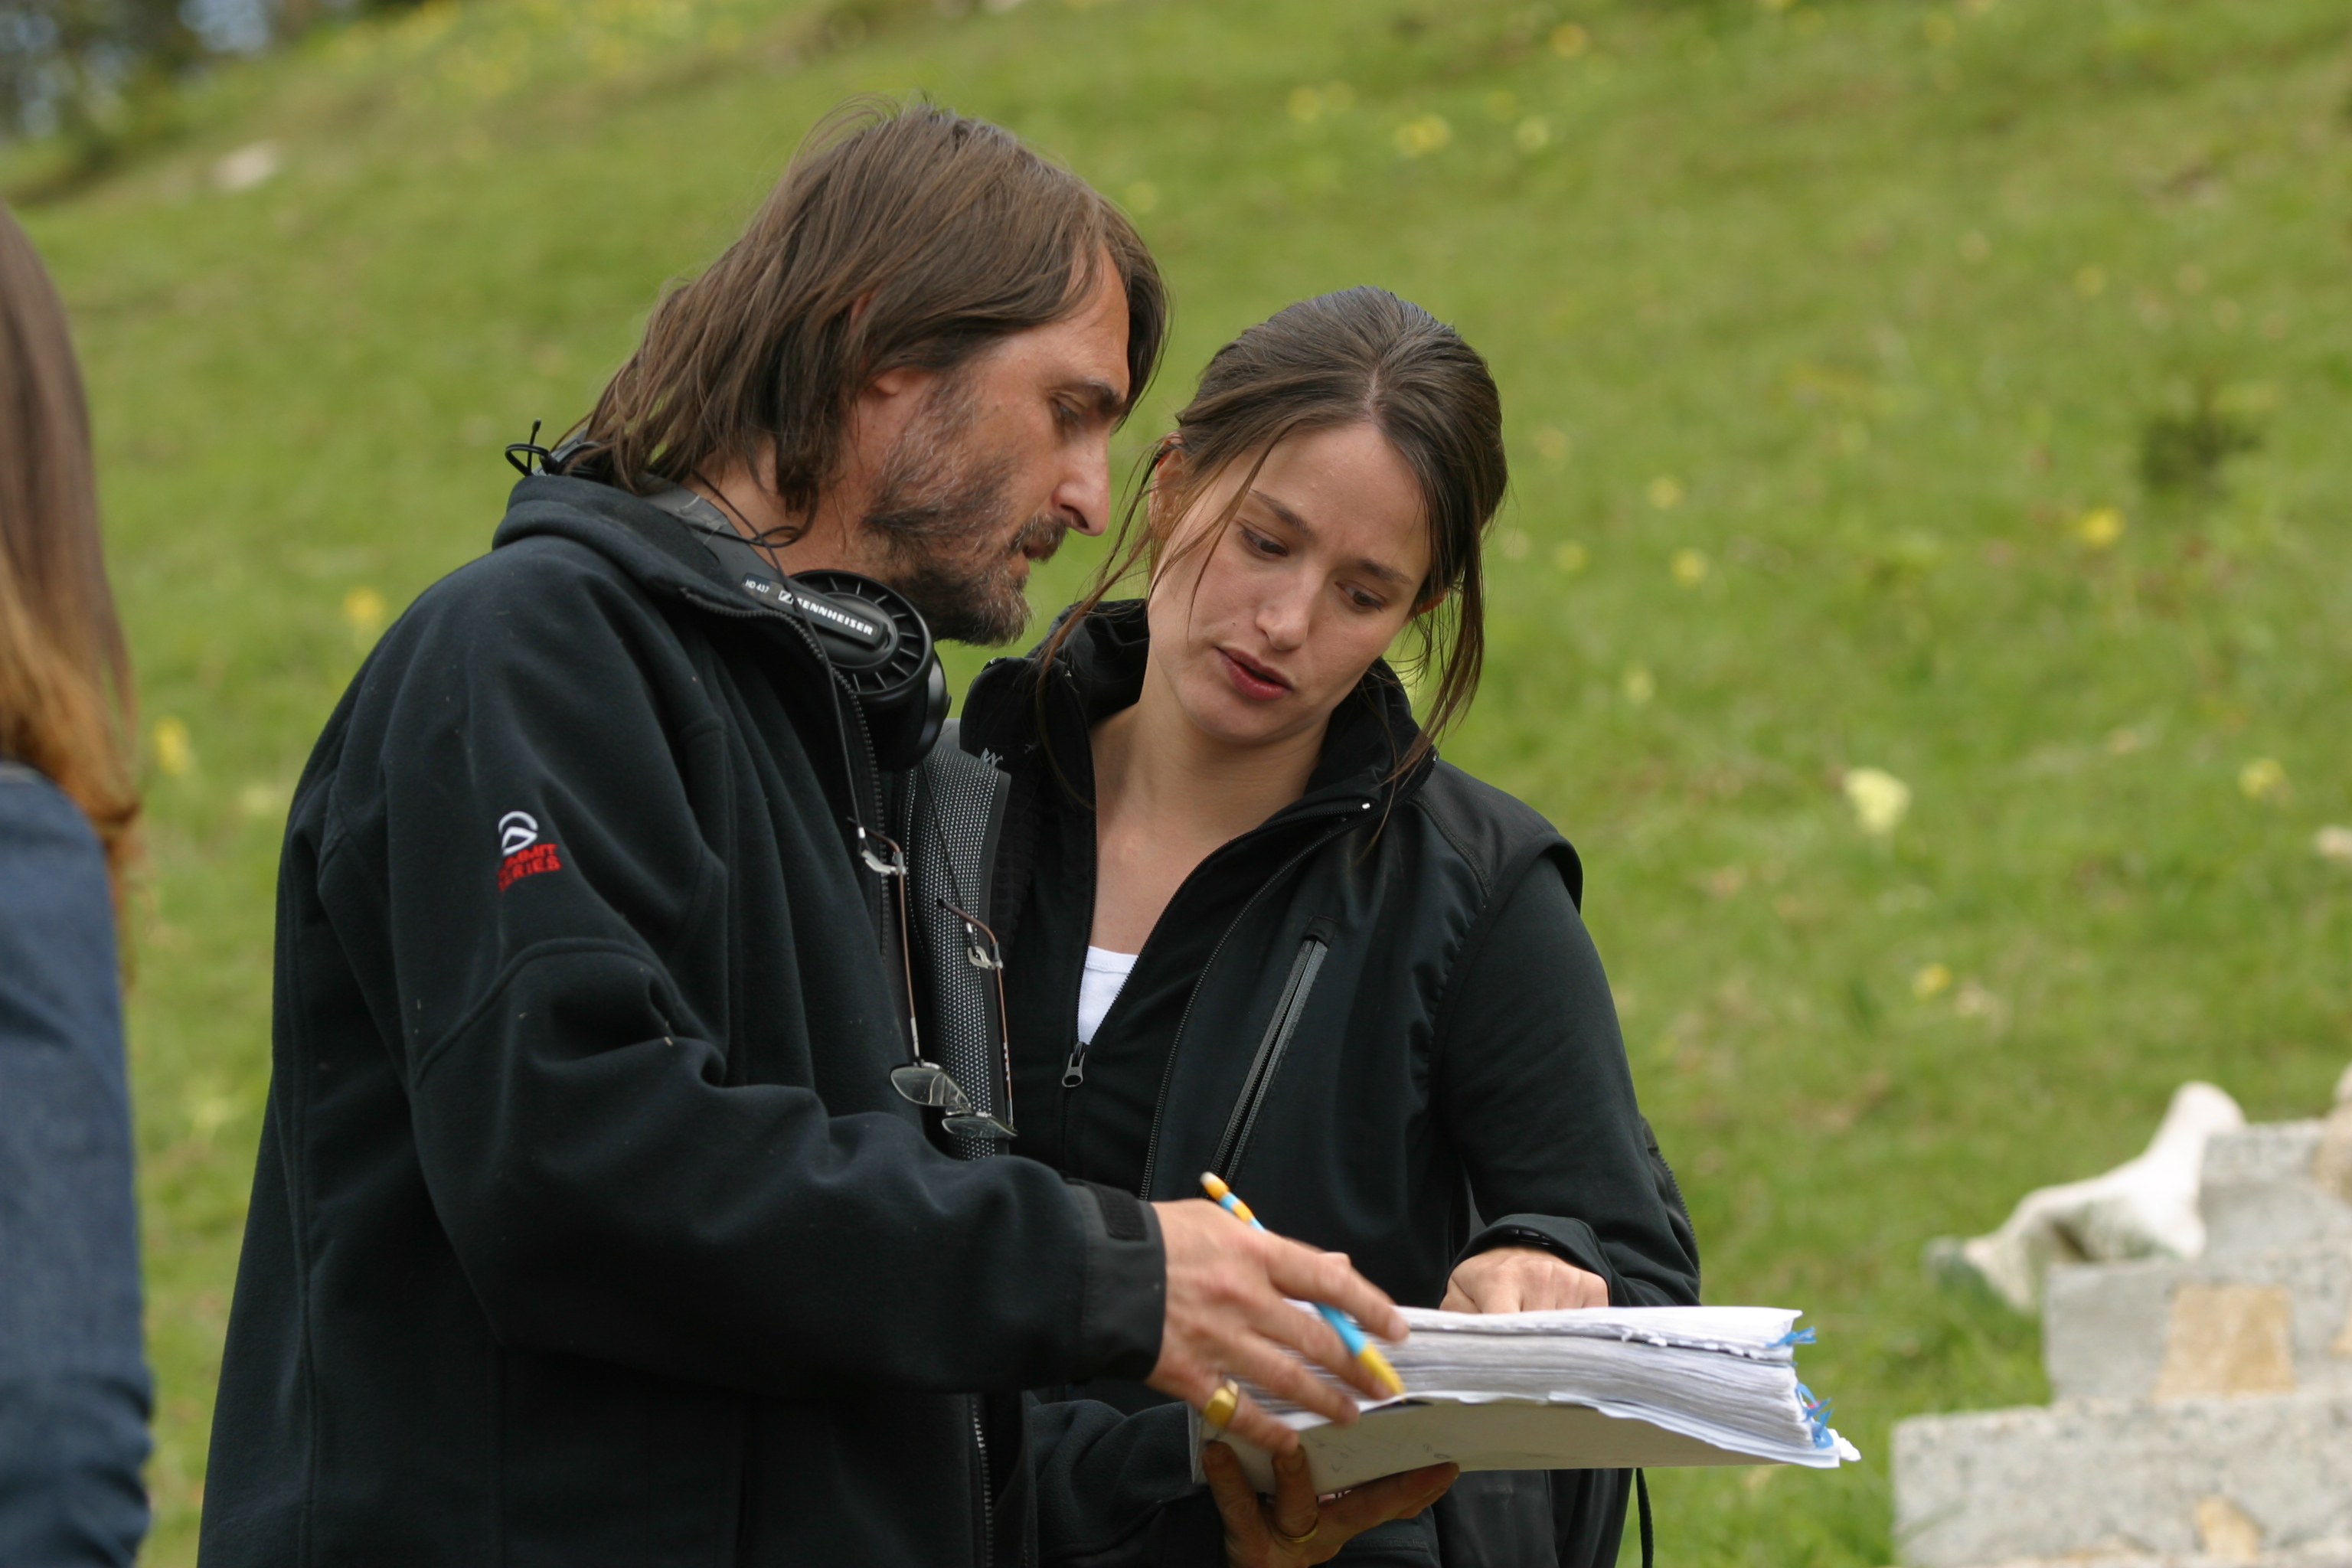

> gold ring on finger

[
  {"left": 1201, "top": 1377, "right": 1242, "bottom": 1439},
  {"left": 1271, "top": 1518, "right": 1321, "bottom": 1550}
]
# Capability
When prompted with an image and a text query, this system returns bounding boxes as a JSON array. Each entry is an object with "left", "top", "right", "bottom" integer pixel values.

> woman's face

[{"left": 1145, "top": 422, "right": 1433, "bottom": 752}]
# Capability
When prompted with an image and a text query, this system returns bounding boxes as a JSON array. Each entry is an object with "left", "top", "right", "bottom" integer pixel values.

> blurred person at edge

[
  {"left": 933, "top": 290, "right": 1700, "bottom": 1567},
  {"left": 0, "top": 202, "right": 153, "bottom": 1566},
  {"left": 199, "top": 100, "right": 1446, "bottom": 1568}
]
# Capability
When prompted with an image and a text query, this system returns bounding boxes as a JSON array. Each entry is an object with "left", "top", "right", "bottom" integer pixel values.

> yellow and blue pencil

[{"left": 1200, "top": 1171, "right": 1406, "bottom": 1397}]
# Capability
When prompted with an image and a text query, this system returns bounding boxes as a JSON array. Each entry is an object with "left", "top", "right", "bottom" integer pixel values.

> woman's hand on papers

[
  {"left": 1439, "top": 1245, "right": 1609, "bottom": 1312},
  {"left": 1204, "top": 1442, "right": 1456, "bottom": 1566},
  {"left": 1148, "top": 1198, "right": 1409, "bottom": 1452}
]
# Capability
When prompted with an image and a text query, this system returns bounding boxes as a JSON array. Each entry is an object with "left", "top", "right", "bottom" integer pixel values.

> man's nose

[{"left": 1053, "top": 436, "right": 1111, "bottom": 537}]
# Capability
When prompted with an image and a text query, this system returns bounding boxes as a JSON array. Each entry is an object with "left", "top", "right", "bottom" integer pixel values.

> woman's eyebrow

[{"left": 1246, "top": 488, "right": 1413, "bottom": 586}]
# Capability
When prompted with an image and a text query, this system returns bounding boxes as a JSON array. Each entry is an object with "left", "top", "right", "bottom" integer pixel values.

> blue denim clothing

[{"left": 0, "top": 763, "right": 150, "bottom": 1566}]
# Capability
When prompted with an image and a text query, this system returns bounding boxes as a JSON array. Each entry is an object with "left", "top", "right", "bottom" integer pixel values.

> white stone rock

[
  {"left": 1894, "top": 1391, "right": 2352, "bottom": 1566},
  {"left": 213, "top": 141, "right": 283, "bottom": 193},
  {"left": 1935, "top": 1083, "right": 2246, "bottom": 1312},
  {"left": 2201, "top": 1123, "right": 2352, "bottom": 1259},
  {"left": 2044, "top": 1242, "right": 2352, "bottom": 1403}
]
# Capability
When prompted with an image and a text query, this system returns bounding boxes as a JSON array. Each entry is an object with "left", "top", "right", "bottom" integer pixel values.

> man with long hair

[
  {"left": 0, "top": 202, "right": 151, "bottom": 1566},
  {"left": 202, "top": 102, "right": 1411, "bottom": 1566}
]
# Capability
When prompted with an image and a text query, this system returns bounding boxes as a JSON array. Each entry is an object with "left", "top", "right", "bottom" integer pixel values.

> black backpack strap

[
  {"left": 983, "top": 754, "right": 1041, "bottom": 951},
  {"left": 906, "top": 720, "right": 1017, "bottom": 1159},
  {"left": 1636, "top": 1469, "right": 1653, "bottom": 1568}
]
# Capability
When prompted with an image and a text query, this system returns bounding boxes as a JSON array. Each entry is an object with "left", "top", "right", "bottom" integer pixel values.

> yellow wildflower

[
  {"left": 237, "top": 782, "right": 287, "bottom": 820},
  {"left": 1913, "top": 962, "right": 1953, "bottom": 1001},
  {"left": 1622, "top": 665, "right": 1655, "bottom": 706},
  {"left": 2075, "top": 507, "right": 2125, "bottom": 549},
  {"left": 153, "top": 717, "right": 194, "bottom": 778},
  {"left": 1843, "top": 767, "right": 1911, "bottom": 836},
  {"left": 344, "top": 586, "right": 387, "bottom": 629},
  {"left": 2237, "top": 758, "right": 2287, "bottom": 802},
  {"left": 1671, "top": 548, "right": 1709, "bottom": 586},
  {"left": 344, "top": 586, "right": 390, "bottom": 650},
  {"left": 1394, "top": 115, "right": 1452, "bottom": 158},
  {"left": 1646, "top": 475, "right": 1684, "bottom": 510},
  {"left": 1553, "top": 542, "right": 1589, "bottom": 573}
]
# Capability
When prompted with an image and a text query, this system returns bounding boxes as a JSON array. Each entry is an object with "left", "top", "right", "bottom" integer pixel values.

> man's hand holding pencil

[
  {"left": 1145, "top": 1183, "right": 1410, "bottom": 1456},
  {"left": 1159, "top": 1173, "right": 1457, "bottom": 1565}
]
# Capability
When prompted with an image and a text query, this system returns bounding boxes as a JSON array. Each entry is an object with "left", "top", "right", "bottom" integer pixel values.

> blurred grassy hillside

[{"left": 15, "top": 0, "right": 2352, "bottom": 1561}]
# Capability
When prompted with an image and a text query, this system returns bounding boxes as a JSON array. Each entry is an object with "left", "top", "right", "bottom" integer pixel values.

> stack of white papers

[{"left": 1198, "top": 1305, "right": 1860, "bottom": 1494}]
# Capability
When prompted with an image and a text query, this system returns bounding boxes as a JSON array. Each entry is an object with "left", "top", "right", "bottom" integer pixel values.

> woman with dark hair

[
  {"left": 0, "top": 201, "right": 152, "bottom": 1565},
  {"left": 930, "top": 288, "right": 1700, "bottom": 1565}
]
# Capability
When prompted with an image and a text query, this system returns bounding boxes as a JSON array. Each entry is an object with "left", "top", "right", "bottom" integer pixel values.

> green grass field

[{"left": 16, "top": 0, "right": 2352, "bottom": 1560}]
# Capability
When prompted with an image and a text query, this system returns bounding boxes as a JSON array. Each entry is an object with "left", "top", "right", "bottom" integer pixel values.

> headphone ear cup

[
  {"left": 635, "top": 482, "right": 946, "bottom": 767},
  {"left": 792, "top": 570, "right": 947, "bottom": 769},
  {"left": 906, "top": 658, "right": 950, "bottom": 766}
]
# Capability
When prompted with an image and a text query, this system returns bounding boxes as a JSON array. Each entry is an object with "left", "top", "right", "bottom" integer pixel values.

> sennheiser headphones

[
  {"left": 639, "top": 481, "right": 949, "bottom": 770},
  {"left": 504, "top": 430, "right": 950, "bottom": 770}
]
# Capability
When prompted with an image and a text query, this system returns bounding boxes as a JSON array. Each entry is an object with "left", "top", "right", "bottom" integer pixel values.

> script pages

[{"left": 1196, "top": 1305, "right": 1860, "bottom": 1494}]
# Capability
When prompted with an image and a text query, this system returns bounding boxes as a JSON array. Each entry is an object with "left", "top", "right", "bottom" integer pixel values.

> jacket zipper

[
  {"left": 691, "top": 586, "right": 989, "bottom": 1560},
  {"left": 684, "top": 591, "right": 991, "bottom": 1559},
  {"left": 1058, "top": 665, "right": 1101, "bottom": 1091},
  {"left": 971, "top": 1394, "right": 993, "bottom": 1568},
  {"left": 1207, "top": 933, "right": 1329, "bottom": 1181},
  {"left": 1134, "top": 818, "right": 1356, "bottom": 1200}
]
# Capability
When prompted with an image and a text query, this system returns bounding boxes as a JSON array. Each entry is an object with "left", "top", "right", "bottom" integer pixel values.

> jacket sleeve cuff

[
  {"left": 1455, "top": 1213, "right": 1626, "bottom": 1304},
  {"left": 1066, "top": 1178, "right": 1165, "bottom": 1381}
]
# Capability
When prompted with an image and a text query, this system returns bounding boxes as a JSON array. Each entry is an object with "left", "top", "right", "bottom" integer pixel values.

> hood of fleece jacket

[{"left": 492, "top": 474, "right": 756, "bottom": 603}]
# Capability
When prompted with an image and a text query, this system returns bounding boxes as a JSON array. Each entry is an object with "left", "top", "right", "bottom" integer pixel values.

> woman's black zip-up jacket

[
  {"left": 953, "top": 604, "right": 1701, "bottom": 1567},
  {"left": 199, "top": 476, "right": 1165, "bottom": 1568}
]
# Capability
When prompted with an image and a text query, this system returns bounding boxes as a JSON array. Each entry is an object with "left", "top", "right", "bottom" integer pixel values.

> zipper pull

[{"left": 1062, "top": 1040, "right": 1087, "bottom": 1088}]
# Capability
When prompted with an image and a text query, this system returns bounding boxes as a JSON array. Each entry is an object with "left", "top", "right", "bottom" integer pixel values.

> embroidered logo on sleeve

[{"left": 496, "top": 809, "right": 564, "bottom": 890}]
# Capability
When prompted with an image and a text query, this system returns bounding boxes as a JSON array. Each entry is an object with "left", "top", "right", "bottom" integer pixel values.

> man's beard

[{"left": 863, "top": 376, "right": 1064, "bottom": 645}]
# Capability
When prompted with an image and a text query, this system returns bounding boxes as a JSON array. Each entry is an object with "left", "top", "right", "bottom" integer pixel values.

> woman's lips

[{"left": 1217, "top": 648, "right": 1291, "bottom": 702}]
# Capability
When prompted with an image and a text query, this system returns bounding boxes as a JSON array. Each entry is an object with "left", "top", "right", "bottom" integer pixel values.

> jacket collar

[
  {"left": 495, "top": 473, "right": 770, "bottom": 605},
  {"left": 960, "top": 599, "right": 1433, "bottom": 822},
  {"left": 492, "top": 474, "right": 887, "bottom": 828}
]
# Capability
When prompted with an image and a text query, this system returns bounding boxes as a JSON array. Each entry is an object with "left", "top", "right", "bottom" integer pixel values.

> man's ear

[
  {"left": 862, "top": 365, "right": 928, "bottom": 406},
  {"left": 842, "top": 364, "right": 936, "bottom": 479}
]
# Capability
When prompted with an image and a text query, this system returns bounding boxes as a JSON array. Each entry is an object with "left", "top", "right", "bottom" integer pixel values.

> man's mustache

[{"left": 1013, "top": 514, "right": 1066, "bottom": 564}]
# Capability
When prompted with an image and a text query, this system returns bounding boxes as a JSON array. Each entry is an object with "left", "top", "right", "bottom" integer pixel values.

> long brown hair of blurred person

[
  {"left": 1042, "top": 286, "right": 1508, "bottom": 786},
  {"left": 0, "top": 201, "right": 139, "bottom": 905},
  {"left": 570, "top": 97, "right": 1168, "bottom": 530}
]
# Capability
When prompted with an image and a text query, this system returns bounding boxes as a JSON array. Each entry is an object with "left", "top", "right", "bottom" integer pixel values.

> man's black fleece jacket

[{"left": 199, "top": 475, "right": 1164, "bottom": 1568}]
